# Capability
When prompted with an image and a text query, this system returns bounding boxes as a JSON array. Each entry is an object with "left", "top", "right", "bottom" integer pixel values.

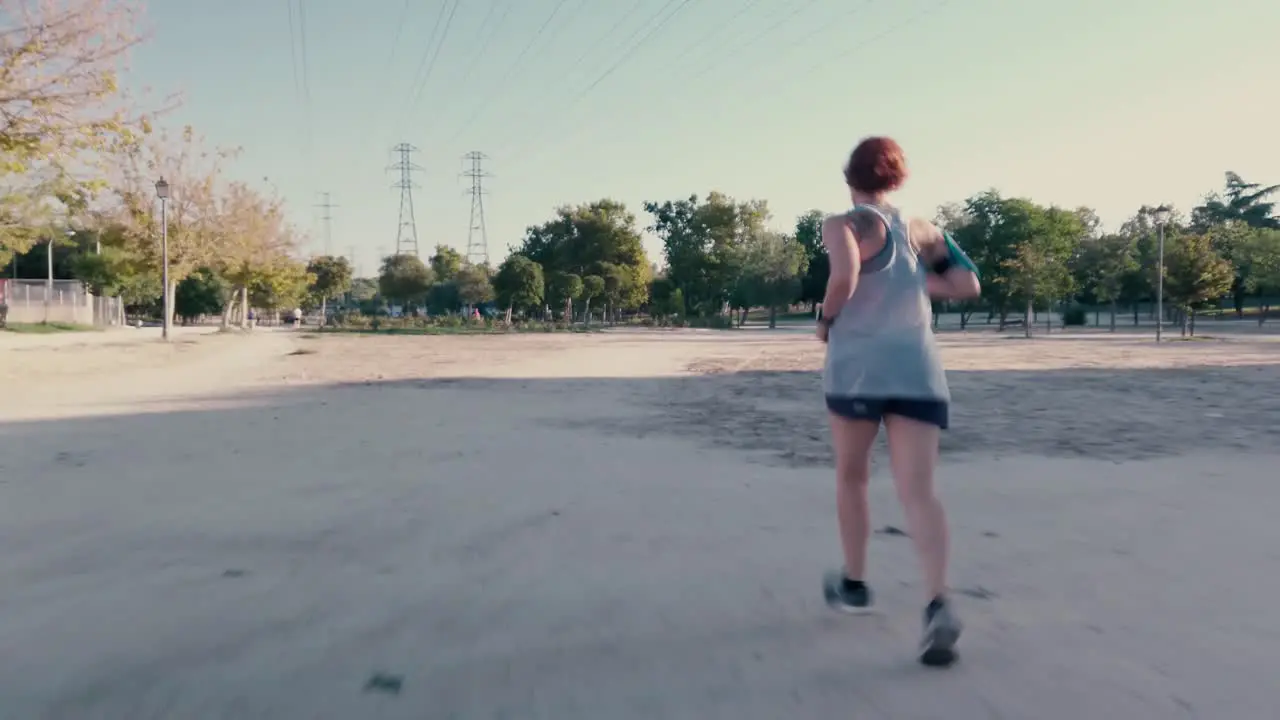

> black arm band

[{"left": 930, "top": 254, "right": 954, "bottom": 275}]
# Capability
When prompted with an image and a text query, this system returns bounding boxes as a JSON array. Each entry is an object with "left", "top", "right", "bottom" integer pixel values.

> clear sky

[{"left": 128, "top": 0, "right": 1278, "bottom": 276}]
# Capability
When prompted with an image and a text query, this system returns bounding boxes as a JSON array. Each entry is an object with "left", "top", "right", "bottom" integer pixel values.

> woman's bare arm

[
  {"left": 910, "top": 218, "right": 980, "bottom": 300},
  {"left": 821, "top": 214, "right": 861, "bottom": 316}
]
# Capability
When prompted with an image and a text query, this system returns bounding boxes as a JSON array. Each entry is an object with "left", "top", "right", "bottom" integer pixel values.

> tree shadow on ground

[{"left": 310, "top": 363, "right": 1279, "bottom": 469}]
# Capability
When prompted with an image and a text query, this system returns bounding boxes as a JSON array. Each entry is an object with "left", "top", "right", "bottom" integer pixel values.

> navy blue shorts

[{"left": 825, "top": 396, "right": 949, "bottom": 429}]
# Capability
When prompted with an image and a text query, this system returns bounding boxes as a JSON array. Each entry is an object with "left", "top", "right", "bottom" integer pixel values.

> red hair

[{"left": 844, "top": 136, "right": 908, "bottom": 193}]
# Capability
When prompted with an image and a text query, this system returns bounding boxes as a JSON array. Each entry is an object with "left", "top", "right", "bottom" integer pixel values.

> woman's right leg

[
  {"left": 883, "top": 414, "right": 948, "bottom": 599},
  {"left": 883, "top": 410, "right": 961, "bottom": 665}
]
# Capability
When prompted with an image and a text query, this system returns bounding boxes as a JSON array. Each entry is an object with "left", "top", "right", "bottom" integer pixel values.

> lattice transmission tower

[
  {"left": 388, "top": 143, "right": 423, "bottom": 256},
  {"left": 461, "top": 151, "right": 491, "bottom": 266},
  {"left": 314, "top": 192, "right": 338, "bottom": 256}
]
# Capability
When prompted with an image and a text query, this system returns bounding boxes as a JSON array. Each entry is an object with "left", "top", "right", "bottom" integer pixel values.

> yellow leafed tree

[{"left": 1, "top": 0, "right": 148, "bottom": 262}]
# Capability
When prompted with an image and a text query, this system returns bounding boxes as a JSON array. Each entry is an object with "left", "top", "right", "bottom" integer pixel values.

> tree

[
  {"left": 425, "top": 281, "right": 461, "bottom": 315},
  {"left": 210, "top": 180, "right": 303, "bottom": 328},
  {"left": 644, "top": 192, "right": 767, "bottom": 316},
  {"left": 249, "top": 258, "right": 313, "bottom": 314},
  {"left": 581, "top": 274, "right": 604, "bottom": 325},
  {"left": 1163, "top": 233, "right": 1234, "bottom": 336},
  {"left": 648, "top": 276, "right": 684, "bottom": 321},
  {"left": 514, "top": 199, "right": 650, "bottom": 310},
  {"left": 429, "top": 245, "right": 464, "bottom": 282},
  {"left": 794, "top": 210, "right": 827, "bottom": 309},
  {"left": 1074, "top": 234, "right": 1137, "bottom": 331},
  {"left": 1233, "top": 229, "right": 1280, "bottom": 324},
  {"left": 0, "top": 0, "right": 148, "bottom": 267},
  {"left": 1002, "top": 205, "right": 1083, "bottom": 336},
  {"left": 492, "top": 254, "right": 544, "bottom": 319},
  {"left": 307, "top": 255, "right": 353, "bottom": 323},
  {"left": 1191, "top": 172, "right": 1280, "bottom": 231},
  {"left": 739, "top": 229, "right": 808, "bottom": 328},
  {"left": 1, "top": 0, "right": 144, "bottom": 162},
  {"left": 596, "top": 261, "right": 630, "bottom": 323},
  {"left": 349, "top": 277, "right": 378, "bottom": 302},
  {"left": 950, "top": 191, "right": 1038, "bottom": 329},
  {"left": 545, "top": 271, "right": 583, "bottom": 320},
  {"left": 174, "top": 266, "right": 228, "bottom": 324},
  {"left": 454, "top": 263, "right": 495, "bottom": 308},
  {"left": 378, "top": 253, "right": 433, "bottom": 309}
]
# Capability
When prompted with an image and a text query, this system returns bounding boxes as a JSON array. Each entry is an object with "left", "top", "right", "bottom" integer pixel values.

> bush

[{"left": 1062, "top": 304, "right": 1087, "bottom": 327}]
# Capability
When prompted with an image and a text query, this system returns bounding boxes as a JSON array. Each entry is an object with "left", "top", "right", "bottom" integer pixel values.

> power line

[
  {"left": 406, "top": 0, "right": 464, "bottom": 113},
  {"left": 418, "top": 0, "right": 515, "bottom": 141},
  {"left": 800, "top": 0, "right": 951, "bottom": 73},
  {"left": 388, "top": 143, "right": 423, "bottom": 257},
  {"left": 294, "top": 0, "right": 316, "bottom": 191},
  {"left": 448, "top": 0, "right": 511, "bottom": 92},
  {"left": 500, "top": 0, "right": 696, "bottom": 166},
  {"left": 386, "top": 0, "right": 413, "bottom": 68},
  {"left": 573, "top": 0, "right": 694, "bottom": 98},
  {"left": 504, "top": 0, "right": 948, "bottom": 171},
  {"left": 561, "top": 0, "right": 644, "bottom": 81},
  {"left": 296, "top": 0, "right": 312, "bottom": 109},
  {"left": 285, "top": 0, "right": 302, "bottom": 98},
  {"left": 660, "top": 0, "right": 765, "bottom": 70},
  {"left": 683, "top": 0, "right": 822, "bottom": 84},
  {"left": 461, "top": 151, "right": 492, "bottom": 266},
  {"left": 443, "top": 0, "right": 575, "bottom": 146}
]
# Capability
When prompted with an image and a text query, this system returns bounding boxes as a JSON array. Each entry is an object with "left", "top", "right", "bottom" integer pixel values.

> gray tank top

[{"left": 822, "top": 204, "right": 949, "bottom": 402}]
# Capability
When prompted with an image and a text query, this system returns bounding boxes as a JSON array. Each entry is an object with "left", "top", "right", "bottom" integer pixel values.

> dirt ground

[{"left": 1, "top": 327, "right": 1278, "bottom": 718}]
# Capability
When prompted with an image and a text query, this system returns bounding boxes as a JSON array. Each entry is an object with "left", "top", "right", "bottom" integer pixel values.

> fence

[{"left": 0, "top": 279, "right": 125, "bottom": 327}]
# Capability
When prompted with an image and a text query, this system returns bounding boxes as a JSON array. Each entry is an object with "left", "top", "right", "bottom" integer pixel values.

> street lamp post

[
  {"left": 155, "top": 177, "right": 170, "bottom": 341},
  {"left": 1152, "top": 205, "right": 1172, "bottom": 343}
]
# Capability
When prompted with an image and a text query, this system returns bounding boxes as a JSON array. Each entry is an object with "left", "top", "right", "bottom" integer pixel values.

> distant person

[{"left": 816, "top": 136, "right": 981, "bottom": 666}]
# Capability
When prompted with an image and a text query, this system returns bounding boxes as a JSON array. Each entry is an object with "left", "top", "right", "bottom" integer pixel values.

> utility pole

[
  {"left": 461, "top": 150, "right": 491, "bottom": 266},
  {"left": 315, "top": 192, "right": 338, "bottom": 256},
  {"left": 388, "top": 143, "right": 422, "bottom": 257}
]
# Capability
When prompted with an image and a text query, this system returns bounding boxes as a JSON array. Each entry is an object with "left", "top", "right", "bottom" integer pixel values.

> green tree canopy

[
  {"left": 794, "top": 210, "right": 826, "bottom": 308},
  {"left": 738, "top": 230, "right": 808, "bottom": 327},
  {"left": 429, "top": 245, "right": 464, "bottom": 282},
  {"left": 378, "top": 254, "right": 433, "bottom": 307},
  {"left": 644, "top": 191, "right": 769, "bottom": 315},
  {"left": 514, "top": 199, "right": 650, "bottom": 310},
  {"left": 455, "top": 264, "right": 496, "bottom": 306},
  {"left": 174, "top": 266, "right": 229, "bottom": 323},
  {"left": 307, "top": 255, "right": 353, "bottom": 303},
  {"left": 492, "top": 254, "right": 544, "bottom": 314}
]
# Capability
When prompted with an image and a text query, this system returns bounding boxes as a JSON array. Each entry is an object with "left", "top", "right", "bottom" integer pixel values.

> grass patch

[{"left": 2, "top": 321, "right": 97, "bottom": 334}]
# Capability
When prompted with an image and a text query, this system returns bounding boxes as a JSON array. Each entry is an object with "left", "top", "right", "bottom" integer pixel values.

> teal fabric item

[{"left": 942, "top": 232, "right": 979, "bottom": 277}]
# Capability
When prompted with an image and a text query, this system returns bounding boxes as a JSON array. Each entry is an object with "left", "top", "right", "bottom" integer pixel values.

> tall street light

[
  {"left": 1152, "top": 204, "right": 1172, "bottom": 343},
  {"left": 155, "top": 177, "right": 170, "bottom": 341}
]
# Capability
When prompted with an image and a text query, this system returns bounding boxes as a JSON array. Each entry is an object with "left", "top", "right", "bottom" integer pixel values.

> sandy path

[{"left": 0, "top": 329, "right": 1277, "bottom": 718}]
